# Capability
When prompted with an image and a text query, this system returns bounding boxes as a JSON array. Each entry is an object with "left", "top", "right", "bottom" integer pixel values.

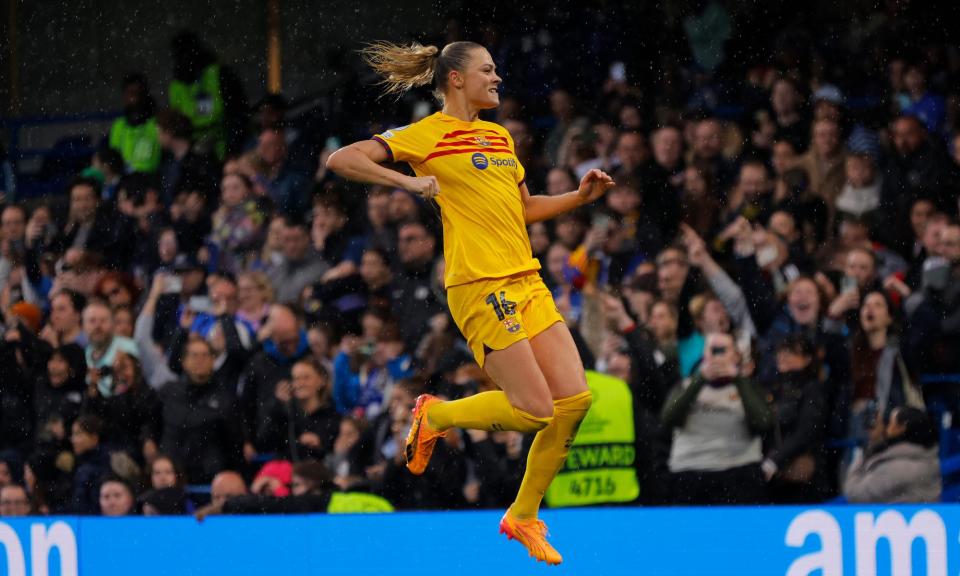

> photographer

[
  {"left": 82, "top": 300, "right": 136, "bottom": 393},
  {"left": 661, "top": 332, "right": 773, "bottom": 505},
  {"left": 81, "top": 340, "right": 162, "bottom": 464}
]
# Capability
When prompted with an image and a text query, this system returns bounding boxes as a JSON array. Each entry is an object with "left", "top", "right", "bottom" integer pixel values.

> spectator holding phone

[
  {"left": 147, "top": 253, "right": 208, "bottom": 354},
  {"left": 662, "top": 332, "right": 773, "bottom": 505},
  {"left": 167, "top": 274, "right": 251, "bottom": 389},
  {"left": 82, "top": 340, "right": 162, "bottom": 464},
  {"left": 824, "top": 247, "right": 883, "bottom": 334}
]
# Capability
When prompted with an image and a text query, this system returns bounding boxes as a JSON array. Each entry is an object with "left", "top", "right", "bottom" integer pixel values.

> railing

[{"left": 0, "top": 111, "right": 120, "bottom": 199}]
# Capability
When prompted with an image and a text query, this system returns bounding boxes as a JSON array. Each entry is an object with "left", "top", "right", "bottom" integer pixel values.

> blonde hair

[
  {"left": 360, "top": 40, "right": 483, "bottom": 101},
  {"left": 239, "top": 271, "right": 274, "bottom": 303}
]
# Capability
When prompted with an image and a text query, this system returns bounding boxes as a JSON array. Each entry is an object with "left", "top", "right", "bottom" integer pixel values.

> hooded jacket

[{"left": 844, "top": 441, "right": 941, "bottom": 503}]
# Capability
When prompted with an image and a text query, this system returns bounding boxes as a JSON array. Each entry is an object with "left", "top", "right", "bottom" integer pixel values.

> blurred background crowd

[{"left": 2, "top": 0, "right": 960, "bottom": 517}]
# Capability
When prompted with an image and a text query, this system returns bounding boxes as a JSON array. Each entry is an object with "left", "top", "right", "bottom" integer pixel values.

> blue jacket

[{"left": 333, "top": 352, "right": 414, "bottom": 416}]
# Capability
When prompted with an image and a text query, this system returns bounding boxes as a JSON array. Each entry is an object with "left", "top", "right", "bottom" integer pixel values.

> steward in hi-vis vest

[
  {"left": 545, "top": 371, "right": 640, "bottom": 507},
  {"left": 169, "top": 63, "right": 226, "bottom": 160}
]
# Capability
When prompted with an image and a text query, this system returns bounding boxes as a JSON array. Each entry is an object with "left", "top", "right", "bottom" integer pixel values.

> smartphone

[
  {"left": 164, "top": 276, "right": 183, "bottom": 294},
  {"left": 187, "top": 296, "right": 214, "bottom": 314},
  {"left": 840, "top": 275, "right": 858, "bottom": 294},
  {"left": 592, "top": 213, "right": 612, "bottom": 233},
  {"left": 609, "top": 61, "right": 627, "bottom": 82}
]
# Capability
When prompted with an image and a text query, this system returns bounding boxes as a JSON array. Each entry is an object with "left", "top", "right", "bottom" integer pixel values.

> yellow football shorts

[{"left": 447, "top": 271, "right": 564, "bottom": 367}]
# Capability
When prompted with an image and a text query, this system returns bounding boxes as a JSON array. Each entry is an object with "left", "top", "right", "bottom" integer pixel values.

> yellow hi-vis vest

[
  {"left": 169, "top": 63, "right": 225, "bottom": 159},
  {"left": 109, "top": 117, "right": 161, "bottom": 173},
  {"left": 327, "top": 492, "right": 395, "bottom": 514},
  {"left": 544, "top": 371, "right": 640, "bottom": 507}
]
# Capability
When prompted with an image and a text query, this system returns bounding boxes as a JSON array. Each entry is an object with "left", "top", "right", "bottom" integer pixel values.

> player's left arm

[{"left": 521, "top": 168, "right": 615, "bottom": 224}]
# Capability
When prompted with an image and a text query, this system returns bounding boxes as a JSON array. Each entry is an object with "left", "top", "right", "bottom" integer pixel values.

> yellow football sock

[
  {"left": 509, "top": 389, "right": 593, "bottom": 519},
  {"left": 427, "top": 391, "right": 553, "bottom": 434}
]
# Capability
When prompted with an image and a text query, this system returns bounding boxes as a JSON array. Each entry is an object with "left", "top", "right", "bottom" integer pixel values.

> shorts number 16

[{"left": 485, "top": 291, "right": 517, "bottom": 321}]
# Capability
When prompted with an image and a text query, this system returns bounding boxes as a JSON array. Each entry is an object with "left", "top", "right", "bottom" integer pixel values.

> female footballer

[{"left": 326, "top": 41, "right": 613, "bottom": 565}]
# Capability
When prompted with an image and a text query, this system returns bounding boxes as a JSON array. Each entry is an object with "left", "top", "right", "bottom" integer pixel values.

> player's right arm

[{"left": 326, "top": 140, "right": 438, "bottom": 199}]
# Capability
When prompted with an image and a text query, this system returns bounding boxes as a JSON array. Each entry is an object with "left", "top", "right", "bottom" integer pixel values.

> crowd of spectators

[{"left": 2, "top": 3, "right": 960, "bottom": 516}]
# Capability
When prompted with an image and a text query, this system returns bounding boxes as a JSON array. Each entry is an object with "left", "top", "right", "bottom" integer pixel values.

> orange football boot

[
  {"left": 404, "top": 394, "right": 446, "bottom": 475},
  {"left": 499, "top": 510, "right": 563, "bottom": 565}
]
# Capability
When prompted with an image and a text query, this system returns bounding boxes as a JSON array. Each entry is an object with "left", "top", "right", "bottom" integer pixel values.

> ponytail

[
  {"left": 361, "top": 40, "right": 484, "bottom": 102},
  {"left": 361, "top": 41, "right": 439, "bottom": 98}
]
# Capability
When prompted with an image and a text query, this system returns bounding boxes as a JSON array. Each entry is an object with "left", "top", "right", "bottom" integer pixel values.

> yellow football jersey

[{"left": 374, "top": 111, "right": 540, "bottom": 288}]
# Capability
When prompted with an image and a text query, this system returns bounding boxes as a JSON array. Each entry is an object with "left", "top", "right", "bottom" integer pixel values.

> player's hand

[
  {"left": 577, "top": 169, "right": 615, "bottom": 204},
  {"left": 406, "top": 175, "right": 440, "bottom": 200}
]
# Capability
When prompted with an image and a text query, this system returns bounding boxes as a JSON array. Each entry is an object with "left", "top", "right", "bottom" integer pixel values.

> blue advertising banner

[{"left": 1, "top": 505, "right": 957, "bottom": 575}]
